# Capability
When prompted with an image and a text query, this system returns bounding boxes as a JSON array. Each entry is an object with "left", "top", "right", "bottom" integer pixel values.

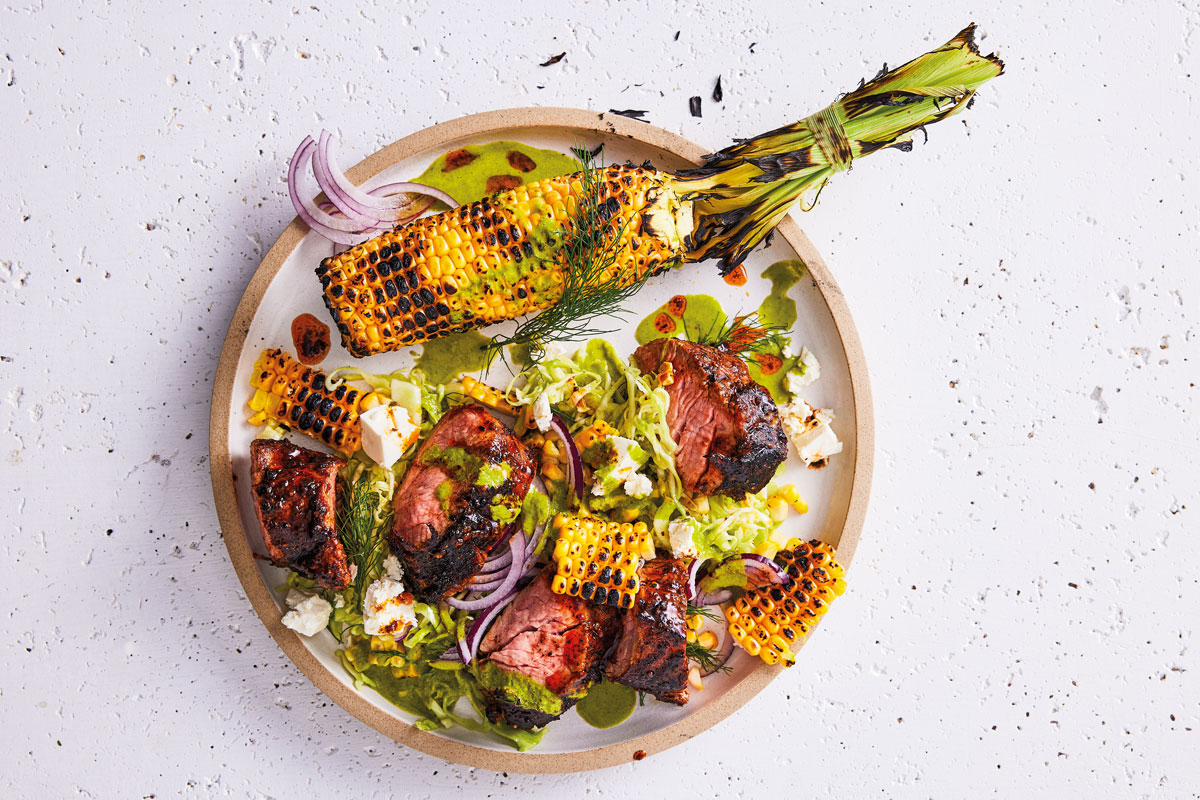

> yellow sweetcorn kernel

[{"left": 724, "top": 539, "right": 846, "bottom": 666}]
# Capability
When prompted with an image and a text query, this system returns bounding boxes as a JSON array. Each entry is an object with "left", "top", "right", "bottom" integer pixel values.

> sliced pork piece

[
  {"left": 605, "top": 557, "right": 690, "bottom": 705},
  {"left": 633, "top": 338, "right": 787, "bottom": 496},
  {"left": 388, "top": 404, "right": 534, "bottom": 603},
  {"left": 249, "top": 439, "right": 351, "bottom": 590},
  {"left": 477, "top": 571, "right": 619, "bottom": 729}
]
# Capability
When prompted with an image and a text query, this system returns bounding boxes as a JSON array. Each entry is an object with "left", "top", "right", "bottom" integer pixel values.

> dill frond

[
  {"left": 486, "top": 145, "right": 652, "bottom": 365},
  {"left": 686, "top": 640, "right": 732, "bottom": 675}
]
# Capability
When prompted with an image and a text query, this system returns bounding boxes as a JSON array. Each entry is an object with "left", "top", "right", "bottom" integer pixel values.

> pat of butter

[{"left": 359, "top": 404, "right": 420, "bottom": 468}]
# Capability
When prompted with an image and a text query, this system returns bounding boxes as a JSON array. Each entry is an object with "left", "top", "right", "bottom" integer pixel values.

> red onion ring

[
  {"left": 312, "top": 133, "right": 392, "bottom": 227},
  {"left": 548, "top": 414, "right": 585, "bottom": 502},
  {"left": 694, "top": 588, "right": 733, "bottom": 606},
  {"left": 287, "top": 138, "right": 378, "bottom": 245},
  {"left": 738, "top": 554, "right": 792, "bottom": 586},
  {"left": 447, "top": 531, "right": 526, "bottom": 611},
  {"left": 685, "top": 557, "right": 704, "bottom": 600},
  {"left": 319, "top": 131, "right": 458, "bottom": 212}
]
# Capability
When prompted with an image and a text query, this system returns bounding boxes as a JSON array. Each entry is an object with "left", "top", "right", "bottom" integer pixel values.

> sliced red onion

[
  {"left": 694, "top": 588, "right": 733, "bottom": 606},
  {"left": 287, "top": 138, "right": 378, "bottom": 245},
  {"left": 548, "top": 414, "right": 585, "bottom": 502},
  {"left": 685, "top": 557, "right": 704, "bottom": 600},
  {"left": 447, "top": 531, "right": 526, "bottom": 611},
  {"left": 319, "top": 130, "right": 458, "bottom": 212},
  {"left": 464, "top": 587, "right": 520, "bottom": 664},
  {"left": 700, "top": 627, "right": 737, "bottom": 677},
  {"left": 481, "top": 547, "right": 514, "bottom": 572},
  {"left": 737, "top": 554, "right": 792, "bottom": 586},
  {"left": 312, "top": 132, "right": 392, "bottom": 227}
]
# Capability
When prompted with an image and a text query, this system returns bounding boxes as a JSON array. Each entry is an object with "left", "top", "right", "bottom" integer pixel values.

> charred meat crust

[
  {"left": 388, "top": 404, "right": 534, "bottom": 603},
  {"left": 248, "top": 439, "right": 351, "bottom": 590},
  {"left": 605, "top": 558, "right": 690, "bottom": 705},
  {"left": 633, "top": 338, "right": 787, "bottom": 496},
  {"left": 478, "top": 572, "right": 620, "bottom": 730}
]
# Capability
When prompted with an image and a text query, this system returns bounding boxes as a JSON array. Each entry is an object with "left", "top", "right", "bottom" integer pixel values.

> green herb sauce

[
  {"left": 476, "top": 462, "right": 511, "bottom": 489},
  {"left": 474, "top": 662, "right": 565, "bottom": 716},
  {"left": 412, "top": 329, "right": 492, "bottom": 387},
  {"left": 575, "top": 680, "right": 637, "bottom": 728},
  {"left": 413, "top": 140, "right": 579, "bottom": 205},
  {"left": 634, "top": 294, "right": 727, "bottom": 346}
]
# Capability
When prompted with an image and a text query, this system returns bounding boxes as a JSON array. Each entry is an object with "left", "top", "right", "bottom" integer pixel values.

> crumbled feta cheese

[
  {"left": 779, "top": 400, "right": 843, "bottom": 466},
  {"left": 592, "top": 435, "right": 645, "bottom": 496},
  {"left": 362, "top": 577, "right": 416, "bottom": 637},
  {"left": 531, "top": 393, "right": 552, "bottom": 432},
  {"left": 359, "top": 404, "right": 420, "bottom": 468},
  {"left": 334, "top": 595, "right": 345, "bottom": 608},
  {"left": 623, "top": 472, "right": 653, "bottom": 498},
  {"left": 383, "top": 553, "right": 404, "bottom": 581},
  {"left": 785, "top": 346, "right": 822, "bottom": 395},
  {"left": 281, "top": 591, "right": 333, "bottom": 637},
  {"left": 667, "top": 518, "right": 698, "bottom": 559}
]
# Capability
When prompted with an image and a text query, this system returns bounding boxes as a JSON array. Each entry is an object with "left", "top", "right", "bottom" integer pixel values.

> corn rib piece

[
  {"left": 248, "top": 348, "right": 383, "bottom": 456},
  {"left": 550, "top": 513, "right": 650, "bottom": 609},
  {"left": 724, "top": 539, "right": 846, "bottom": 666},
  {"left": 314, "top": 166, "right": 691, "bottom": 357}
]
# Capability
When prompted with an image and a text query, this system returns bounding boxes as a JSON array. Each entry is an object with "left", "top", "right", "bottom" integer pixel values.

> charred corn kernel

[
  {"left": 525, "top": 431, "right": 546, "bottom": 449},
  {"left": 777, "top": 484, "right": 800, "bottom": 504},
  {"left": 359, "top": 392, "right": 387, "bottom": 411},
  {"left": 725, "top": 539, "right": 846, "bottom": 667},
  {"left": 687, "top": 613, "right": 704, "bottom": 631},
  {"left": 575, "top": 419, "right": 617, "bottom": 452},
  {"left": 248, "top": 348, "right": 363, "bottom": 455},
  {"left": 460, "top": 376, "right": 516, "bottom": 415},
  {"left": 691, "top": 495, "right": 710, "bottom": 515},
  {"left": 656, "top": 360, "right": 675, "bottom": 387},
  {"left": 247, "top": 410, "right": 267, "bottom": 426},
  {"left": 686, "top": 629, "right": 697, "bottom": 643},
  {"left": 542, "top": 462, "right": 566, "bottom": 483},
  {"left": 550, "top": 513, "right": 645, "bottom": 608},
  {"left": 543, "top": 438, "right": 562, "bottom": 459},
  {"left": 767, "top": 496, "right": 790, "bottom": 522},
  {"left": 697, "top": 631, "right": 719, "bottom": 650},
  {"left": 315, "top": 166, "right": 688, "bottom": 357},
  {"left": 687, "top": 665, "right": 703, "bottom": 690}
]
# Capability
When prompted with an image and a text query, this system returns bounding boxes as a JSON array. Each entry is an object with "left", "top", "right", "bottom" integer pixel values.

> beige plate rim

[{"left": 208, "top": 106, "right": 874, "bottom": 773}]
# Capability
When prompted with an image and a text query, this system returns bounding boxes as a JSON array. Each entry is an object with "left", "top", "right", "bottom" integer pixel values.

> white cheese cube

[
  {"left": 779, "top": 400, "right": 842, "bottom": 466},
  {"left": 359, "top": 404, "right": 420, "bottom": 468}
]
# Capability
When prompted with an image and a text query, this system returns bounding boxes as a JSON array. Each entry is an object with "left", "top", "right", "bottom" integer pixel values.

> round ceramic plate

[{"left": 209, "top": 107, "right": 873, "bottom": 773}]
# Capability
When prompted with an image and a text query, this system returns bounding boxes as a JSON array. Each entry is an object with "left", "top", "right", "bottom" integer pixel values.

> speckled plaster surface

[{"left": 1, "top": 0, "right": 1197, "bottom": 796}]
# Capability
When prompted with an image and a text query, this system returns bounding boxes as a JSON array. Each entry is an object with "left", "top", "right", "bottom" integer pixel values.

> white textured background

[{"left": 2, "top": 0, "right": 1197, "bottom": 797}]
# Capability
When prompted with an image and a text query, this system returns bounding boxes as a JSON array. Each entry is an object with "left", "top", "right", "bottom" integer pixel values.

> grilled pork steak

[
  {"left": 605, "top": 557, "right": 690, "bottom": 705},
  {"left": 389, "top": 404, "right": 534, "bottom": 603},
  {"left": 477, "top": 571, "right": 619, "bottom": 729},
  {"left": 249, "top": 439, "right": 351, "bottom": 590},
  {"left": 633, "top": 338, "right": 787, "bottom": 496}
]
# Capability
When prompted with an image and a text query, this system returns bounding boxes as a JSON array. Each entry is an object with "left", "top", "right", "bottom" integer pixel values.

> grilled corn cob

[
  {"left": 312, "top": 26, "right": 1002, "bottom": 355},
  {"left": 248, "top": 348, "right": 383, "bottom": 456},
  {"left": 316, "top": 166, "right": 691, "bottom": 357},
  {"left": 725, "top": 539, "right": 846, "bottom": 666},
  {"left": 550, "top": 513, "right": 651, "bottom": 609}
]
